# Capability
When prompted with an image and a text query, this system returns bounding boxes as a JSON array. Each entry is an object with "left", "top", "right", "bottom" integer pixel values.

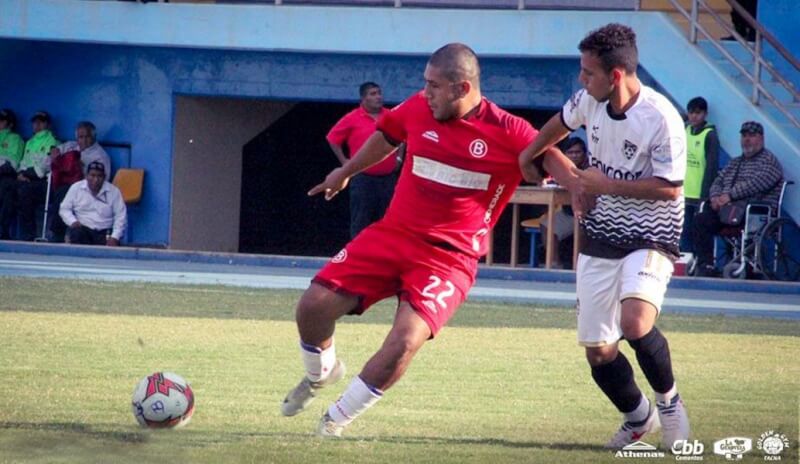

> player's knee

[
  {"left": 620, "top": 318, "right": 650, "bottom": 340},
  {"left": 585, "top": 345, "right": 618, "bottom": 366},
  {"left": 295, "top": 283, "right": 352, "bottom": 323}
]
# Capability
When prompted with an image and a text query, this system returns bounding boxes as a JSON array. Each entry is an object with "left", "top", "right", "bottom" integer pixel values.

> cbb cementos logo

[
  {"left": 757, "top": 430, "right": 790, "bottom": 460},
  {"left": 671, "top": 439, "right": 704, "bottom": 461}
]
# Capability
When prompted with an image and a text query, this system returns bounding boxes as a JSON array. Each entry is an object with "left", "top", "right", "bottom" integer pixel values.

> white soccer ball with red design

[{"left": 131, "top": 372, "right": 195, "bottom": 428}]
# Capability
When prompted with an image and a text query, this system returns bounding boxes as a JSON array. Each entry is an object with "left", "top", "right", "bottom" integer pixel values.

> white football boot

[
  {"left": 317, "top": 411, "right": 346, "bottom": 438},
  {"left": 656, "top": 393, "right": 690, "bottom": 449},
  {"left": 604, "top": 405, "right": 661, "bottom": 449},
  {"left": 281, "top": 360, "right": 346, "bottom": 417}
]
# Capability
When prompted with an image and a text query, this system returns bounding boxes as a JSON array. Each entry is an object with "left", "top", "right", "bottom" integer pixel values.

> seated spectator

[
  {"left": 0, "top": 109, "right": 24, "bottom": 239},
  {"left": 691, "top": 121, "right": 783, "bottom": 277},
  {"left": 48, "top": 121, "right": 111, "bottom": 242},
  {"left": 681, "top": 97, "right": 719, "bottom": 254},
  {"left": 11, "top": 111, "right": 59, "bottom": 241},
  {"left": 59, "top": 161, "right": 127, "bottom": 246},
  {"left": 539, "top": 137, "right": 589, "bottom": 269}
]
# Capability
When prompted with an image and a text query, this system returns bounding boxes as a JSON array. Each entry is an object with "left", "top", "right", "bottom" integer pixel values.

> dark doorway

[{"left": 239, "top": 102, "right": 556, "bottom": 263}]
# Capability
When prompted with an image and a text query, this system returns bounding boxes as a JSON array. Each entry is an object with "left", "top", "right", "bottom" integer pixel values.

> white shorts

[{"left": 576, "top": 249, "right": 674, "bottom": 347}]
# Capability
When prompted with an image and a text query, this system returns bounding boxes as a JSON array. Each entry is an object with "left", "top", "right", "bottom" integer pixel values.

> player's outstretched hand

[{"left": 308, "top": 167, "right": 351, "bottom": 201}]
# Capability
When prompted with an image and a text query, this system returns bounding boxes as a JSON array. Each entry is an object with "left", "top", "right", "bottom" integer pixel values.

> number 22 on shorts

[{"left": 420, "top": 275, "right": 455, "bottom": 313}]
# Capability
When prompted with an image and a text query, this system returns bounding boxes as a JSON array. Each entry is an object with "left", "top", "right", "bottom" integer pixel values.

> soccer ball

[{"left": 131, "top": 372, "right": 195, "bottom": 428}]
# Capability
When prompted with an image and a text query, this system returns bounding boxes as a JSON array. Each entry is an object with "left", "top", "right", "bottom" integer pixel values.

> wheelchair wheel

[
  {"left": 722, "top": 258, "right": 747, "bottom": 279},
  {"left": 758, "top": 217, "right": 800, "bottom": 281}
]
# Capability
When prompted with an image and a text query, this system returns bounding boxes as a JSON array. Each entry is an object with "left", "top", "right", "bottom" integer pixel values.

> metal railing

[{"left": 668, "top": 0, "right": 800, "bottom": 128}]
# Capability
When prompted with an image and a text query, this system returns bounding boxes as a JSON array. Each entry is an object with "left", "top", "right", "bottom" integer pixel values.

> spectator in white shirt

[
  {"left": 48, "top": 121, "right": 112, "bottom": 242},
  {"left": 59, "top": 161, "right": 127, "bottom": 246}
]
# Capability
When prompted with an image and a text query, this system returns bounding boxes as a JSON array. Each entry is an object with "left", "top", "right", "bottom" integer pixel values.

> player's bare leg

[
  {"left": 281, "top": 283, "right": 357, "bottom": 417},
  {"left": 318, "top": 302, "right": 431, "bottom": 437}
]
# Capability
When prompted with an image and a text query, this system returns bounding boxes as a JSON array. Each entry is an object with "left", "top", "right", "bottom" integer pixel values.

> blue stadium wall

[
  {"left": 0, "top": 39, "right": 664, "bottom": 246},
  {"left": 0, "top": 1, "right": 796, "bottom": 249}
]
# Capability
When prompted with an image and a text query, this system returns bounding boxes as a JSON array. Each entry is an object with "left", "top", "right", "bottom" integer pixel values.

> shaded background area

[{"left": 239, "top": 104, "right": 552, "bottom": 263}]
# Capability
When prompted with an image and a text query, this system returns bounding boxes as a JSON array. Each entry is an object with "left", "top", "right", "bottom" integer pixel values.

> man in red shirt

[
  {"left": 327, "top": 82, "right": 398, "bottom": 238},
  {"left": 281, "top": 43, "right": 572, "bottom": 437}
]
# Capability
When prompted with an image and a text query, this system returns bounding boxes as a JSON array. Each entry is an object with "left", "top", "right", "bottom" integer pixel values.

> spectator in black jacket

[{"left": 692, "top": 121, "right": 783, "bottom": 277}]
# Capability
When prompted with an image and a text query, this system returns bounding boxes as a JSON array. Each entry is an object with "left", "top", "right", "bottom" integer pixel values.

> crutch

[{"left": 34, "top": 171, "right": 52, "bottom": 242}]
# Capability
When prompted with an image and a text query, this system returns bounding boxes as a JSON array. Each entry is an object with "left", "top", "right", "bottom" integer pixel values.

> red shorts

[{"left": 313, "top": 222, "right": 477, "bottom": 337}]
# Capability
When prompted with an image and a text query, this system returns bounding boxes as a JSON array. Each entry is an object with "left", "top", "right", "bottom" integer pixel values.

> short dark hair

[
  {"left": 359, "top": 82, "right": 380, "bottom": 98},
  {"left": 687, "top": 97, "right": 708, "bottom": 112},
  {"left": 428, "top": 43, "right": 481, "bottom": 88},
  {"left": 578, "top": 23, "right": 638, "bottom": 73}
]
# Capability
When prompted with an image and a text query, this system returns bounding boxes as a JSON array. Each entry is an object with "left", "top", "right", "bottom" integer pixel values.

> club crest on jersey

[
  {"left": 469, "top": 139, "right": 488, "bottom": 158},
  {"left": 622, "top": 139, "right": 638, "bottom": 160},
  {"left": 331, "top": 249, "right": 347, "bottom": 263}
]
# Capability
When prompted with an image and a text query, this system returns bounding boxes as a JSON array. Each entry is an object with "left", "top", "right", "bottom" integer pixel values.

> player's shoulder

[
  {"left": 481, "top": 98, "right": 534, "bottom": 131},
  {"left": 636, "top": 86, "right": 682, "bottom": 122}
]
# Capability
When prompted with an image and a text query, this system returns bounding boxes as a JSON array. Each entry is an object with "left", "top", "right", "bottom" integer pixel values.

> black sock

[
  {"left": 628, "top": 327, "right": 674, "bottom": 394},
  {"left": 590, "top": 351, "right": 643, "bottom": 413}
]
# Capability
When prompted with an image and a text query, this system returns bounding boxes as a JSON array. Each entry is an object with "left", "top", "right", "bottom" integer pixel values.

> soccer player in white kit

[{"left": 519, "top": 23, "right": 690, "bottom": 450}]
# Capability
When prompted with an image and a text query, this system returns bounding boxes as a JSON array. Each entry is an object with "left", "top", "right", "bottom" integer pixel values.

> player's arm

[
  {"left": 327, "top": 142, "right": 349, "bottom": 166},
  {"left": 309, "top": 131, "right": 395, "bottom": 200},
  {"left": 575, "top": 169, "right": 682, "bottom": 201},
  {"left": 518, "top": 112, "right": 571, "bottom": 183}
]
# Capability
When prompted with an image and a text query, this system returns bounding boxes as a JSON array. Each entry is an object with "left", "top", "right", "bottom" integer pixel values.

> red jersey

[
  {"left": 377, "top": 92, "right": 537, "bottom": 258},
  {"left": 326, "top": 106, "right": 397, "bottom": 176}
]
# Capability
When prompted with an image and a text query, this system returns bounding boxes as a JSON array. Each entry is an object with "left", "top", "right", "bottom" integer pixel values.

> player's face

[
  {"left": 741, "top": 132, "right": 764, "bottom": 157},
  {"left": 423, "top": 64, "right": 462, "bottom": 121},
  {"left": 579, "top": 52, "right": 615, "bottom": 103},
  {"left": 687, "top": 109, "right": 707, "bottom": 128},
  {"left": 76, "top": 127, "right": 95, "bottom": 151},
  {"left": 361, "top": 87, "right": 383, "bottom": 114}
]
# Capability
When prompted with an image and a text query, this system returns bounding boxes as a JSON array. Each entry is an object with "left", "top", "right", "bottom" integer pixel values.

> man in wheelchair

[{"left": 691, "top": 121, "right": 784, "bottom": 277}]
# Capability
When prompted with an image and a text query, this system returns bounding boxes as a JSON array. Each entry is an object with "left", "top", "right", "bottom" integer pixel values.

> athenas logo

[{"left": 615, "top": 441, "right": 665, "bottom": 458}]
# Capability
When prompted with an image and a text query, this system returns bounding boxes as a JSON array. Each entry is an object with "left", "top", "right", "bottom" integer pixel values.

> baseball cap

[
  {"left": 739, "top": 121, "right": 763, "bottom": 135},
  {"left": 86, "top": 161, "right": 106, "bottom": 174},
  {"left": 30, "top": 111, "right": 51, "bottom": 123}
]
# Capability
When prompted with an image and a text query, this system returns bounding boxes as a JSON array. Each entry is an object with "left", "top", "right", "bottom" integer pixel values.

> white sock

[
  {"left": 655, "top": 384, "right": 678, "bottom": 404},
  {"left": 624, "top": 395, "right": 651, "bottom": 424},
  {"left": 300, "top": 340, "right": 336, "bottom": 382},
  {"left": 327, "top": 376, "right": 383, "bottom": 426}
]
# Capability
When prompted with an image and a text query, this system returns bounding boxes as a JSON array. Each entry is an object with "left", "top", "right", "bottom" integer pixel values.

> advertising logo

[
  {"left": 714, "top": 437, "right": 752, "bottom": 460},
  {"left": 757, "top": 431, "right": 790, "bottom": 461},
  {"left": 671, "top": 439, "right": 704, "bottom": 461}
]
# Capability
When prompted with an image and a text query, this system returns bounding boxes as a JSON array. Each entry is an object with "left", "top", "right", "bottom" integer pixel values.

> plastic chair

[
  {"left": 113, "top": 169, "right": 144, "bottom": 205},
  {"left": 521, "top": 217, "right": 543, "bottom": 268},
  {"left": 112, "top": 169, "right": 144, "bottom": 244}
]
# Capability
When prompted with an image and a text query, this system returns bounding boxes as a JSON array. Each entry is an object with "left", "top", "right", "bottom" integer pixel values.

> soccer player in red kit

[{"left": 281, "top": 43, "right": 571, "bottom": 437}]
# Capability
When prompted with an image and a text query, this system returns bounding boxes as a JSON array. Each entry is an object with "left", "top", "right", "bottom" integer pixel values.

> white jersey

[{"left": 561, "top": 85, "right": 686, "bottom": 259}]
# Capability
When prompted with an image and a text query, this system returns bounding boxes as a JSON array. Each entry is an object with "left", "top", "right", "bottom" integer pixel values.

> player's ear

[
  {"left": 611, "top": 68, "right": 624, "bottom": 85},
  {"left": 456, "top": 80, "right": 470, "bottom": 98}
]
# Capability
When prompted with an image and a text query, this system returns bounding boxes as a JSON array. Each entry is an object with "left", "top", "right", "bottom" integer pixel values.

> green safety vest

[
  {"left": 20, "top": 130, "right": 59, "bottom": 178},
  {"left": 684, "top": 125, "right": 713, "bottom": 200},
  {"left": 0, "top": 128, "right": 24, "bottom": 170}
]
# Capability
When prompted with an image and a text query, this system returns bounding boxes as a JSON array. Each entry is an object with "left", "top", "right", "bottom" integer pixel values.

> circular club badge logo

[
  {"left": 469, "top": 139, "right": 488, "bottom": 158},
  {"left": 331, "top": 249, "right": 347, "bottom": 263}
]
